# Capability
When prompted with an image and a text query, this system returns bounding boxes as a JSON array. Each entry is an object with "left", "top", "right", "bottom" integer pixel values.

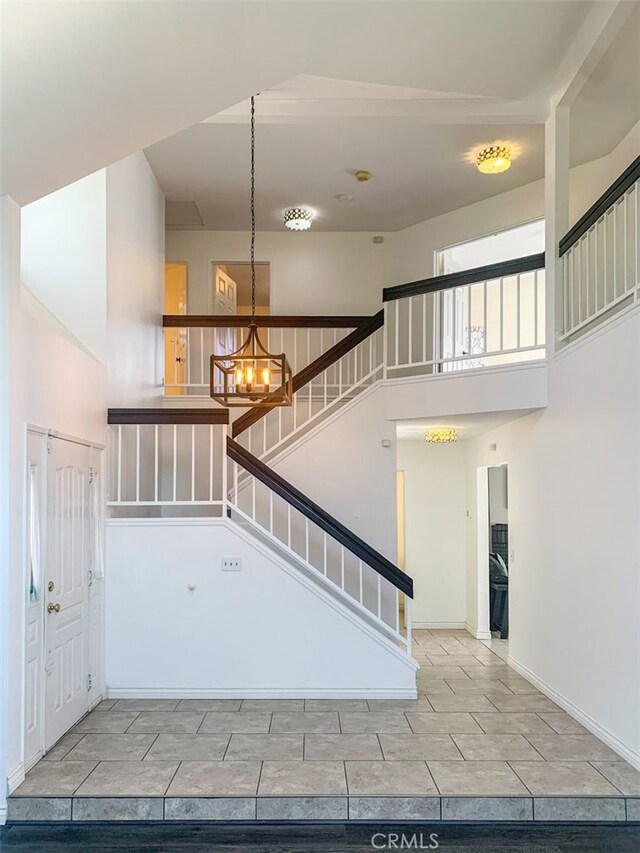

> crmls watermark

[{"left": 371, "top": 832, "right": 439, "bottom": 849}]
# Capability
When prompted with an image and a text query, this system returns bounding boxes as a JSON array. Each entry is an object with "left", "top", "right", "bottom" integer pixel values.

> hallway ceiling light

[
  {"left": 211, "top": 96, "right": 293, "bottom": 409},
  {"left": 476, "top": 145, "right": 512, "bottom": 174},
  {"left": 283, "top": 207, "right": 313, "bottom": 231},
  {"left": 425, "top": 427, "right": 458, "bottom": 443}
]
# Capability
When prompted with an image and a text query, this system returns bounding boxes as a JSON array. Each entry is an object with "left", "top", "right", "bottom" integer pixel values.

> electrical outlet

[{"left": 221, "top": 557, "right": 242, "bottom": 572}]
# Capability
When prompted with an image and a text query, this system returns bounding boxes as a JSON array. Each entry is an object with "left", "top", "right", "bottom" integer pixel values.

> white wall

[
  {"left": 488, "top": 465, "right": 508, "bottom": 526},
  {"left": 463, "top": 310, "right": 640, "bottom": 766},
  {"left": 397, "top": 440, "right": 467, "bottom": 629},
  {"left": 20, "top": 170, "right": 108, "bottom": 363},
  {"left": 106, "top": 153, "right": 165, "bottom": 406},
  {"left": 106, "top": 519, "right": 416, "bottom": 696},
  {"left": 274, "top": 385, "right": 398, "bottom": 563},
  {"left": 166, "top": 230, "right": 388, "bottom": 316}
]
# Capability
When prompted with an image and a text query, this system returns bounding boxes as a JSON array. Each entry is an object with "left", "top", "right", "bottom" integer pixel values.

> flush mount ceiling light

[
  {"left": 211, "top": 96, "right": 292, "bottom": 409},
  {"left": 425, "top": 427, "right": 458, "bottom": 444},
  {"left": 283, "top": 207, "right": 313, "bottom": 231},
  {"left": 476, "top": 145, "right": 512, "bottom": 175}
]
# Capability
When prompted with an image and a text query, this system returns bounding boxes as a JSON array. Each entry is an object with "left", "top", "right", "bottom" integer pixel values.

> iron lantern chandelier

[{"left": 210, "top": 96, "right": 293, "bottom": 408}]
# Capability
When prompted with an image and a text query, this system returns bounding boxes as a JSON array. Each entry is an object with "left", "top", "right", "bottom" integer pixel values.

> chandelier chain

[{"left": 250, "top": 94, "right": 256, "bottom": 323}]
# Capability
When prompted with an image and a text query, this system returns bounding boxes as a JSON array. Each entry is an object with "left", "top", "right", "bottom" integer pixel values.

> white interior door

[
  {"left": 44, "top": 437, "right": 92, "bottom": 749},
  {"left": 212, "top": 266, "right": 238, "bottom": 354}
]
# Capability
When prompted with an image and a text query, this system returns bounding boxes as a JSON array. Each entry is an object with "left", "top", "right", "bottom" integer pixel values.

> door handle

[{"left": 47, "top": 602, "right": 61, "bottom": 614}]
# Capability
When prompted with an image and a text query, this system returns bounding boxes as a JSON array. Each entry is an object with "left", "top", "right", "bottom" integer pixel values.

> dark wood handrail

[
  {"left": 231, "top": 311, "right": 384, "bottom": 438},
  {"left": 108, "top": 408, "right": 229, "bottom": 425},
  {"left": 227, "top": 438, "right": 413, "bottom": 598},
  {"left": 559, "top": 155, "right": 640, "bottom": 257},
  {"left": 382, "top": 253, "right": 545, "bottom": 303},
  {"left": 163, "top": 314, "right": 370, "bottom": 328}
]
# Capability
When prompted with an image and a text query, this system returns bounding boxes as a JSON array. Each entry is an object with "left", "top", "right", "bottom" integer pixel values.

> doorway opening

[
  {"left": 211, "top": 262, "right": 270, "bottom": 316},
  {"left": 477, "top": 464, "right": 509, "bottom": 655},
  {"left": 164, "top": 262, "right": 188, "bottom": 396}
]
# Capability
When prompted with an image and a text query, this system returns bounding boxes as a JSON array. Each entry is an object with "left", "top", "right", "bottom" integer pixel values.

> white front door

[{"left": 44, "top": 437, "right": 92, "bottom": 749}]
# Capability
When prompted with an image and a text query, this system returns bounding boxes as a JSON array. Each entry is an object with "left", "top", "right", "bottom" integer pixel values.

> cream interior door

[
  {"left": 164, "top": 262, "right": 188, "bottom": 394},
  {"left": 44, "top": 437, "right": 92, "bottom": 749},
  {"left": 212, "top": 266, "right": 238, "bottom": 355}
]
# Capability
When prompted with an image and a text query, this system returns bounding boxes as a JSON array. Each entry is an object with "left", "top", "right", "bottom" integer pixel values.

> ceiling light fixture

[
  {"left": 283, "top": 207, "right": 313, "bottom": 231},
  {"left": 476, "top": 145, "right": 512, "bottom": 174},
  {"left": 210, "top": 96, "right": 293, "bottom": 409},
  {"left": 425, "top": 427, "right": 458, "bottom": 444},
  {"left": 355, "top": 170, "right": 371, "bottom": 182}
]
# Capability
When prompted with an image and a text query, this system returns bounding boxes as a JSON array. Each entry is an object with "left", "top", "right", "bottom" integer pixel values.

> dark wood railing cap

[
  {"left": 227, "top": 437, "right": 413, "bottom": 598},
  {"left": 559, "top": 155, "right": 640, "bottom": 256},
  {"left": 383, "top": 253, "right": 545, "bottom": 303},
  {"left": 108, "top": 408, "right": 229, "bottom": 425},
  {"left": 163, "top": 315, "right": 370, "bottom": 328}
]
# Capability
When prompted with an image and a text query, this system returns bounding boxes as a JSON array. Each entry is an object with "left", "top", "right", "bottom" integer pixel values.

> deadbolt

[
  {"left": 48, "top": 581, "right": 54, "bottom": 592},
  {"left": 47, "top": 602, "right": 60, "bottom": 614}
]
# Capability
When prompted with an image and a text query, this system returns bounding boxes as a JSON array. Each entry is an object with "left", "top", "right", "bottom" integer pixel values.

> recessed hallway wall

[{"left": 397, "top": 440, "right": 467, "bottom": 630}]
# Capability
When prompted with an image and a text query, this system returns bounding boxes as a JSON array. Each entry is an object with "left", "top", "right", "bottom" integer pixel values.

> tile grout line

[
  {"left": 221, "top": 733, "right": 232, "bottom": 760},
  {"left": 163, "top": 759, "right": 182, "bottom": 798},
  {"left": 140, "top": 733, "right": 160, "bottom": 761},
  {"left": 255, "top": 759, "right": 264, "bottom": 798},
  {"left": 123, "top": 712, "right": 141, "bottom": 733},
  {"left": 587, "top": 759, "right": 627, "bottom": 795},
  {"left": 521, "top": 733, "right": 549, "bottom": 761}
]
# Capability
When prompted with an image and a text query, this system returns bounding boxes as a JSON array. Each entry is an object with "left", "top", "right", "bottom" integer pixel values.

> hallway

[{"left": 7, "top": 630, "right": 640, "bottom": 823}]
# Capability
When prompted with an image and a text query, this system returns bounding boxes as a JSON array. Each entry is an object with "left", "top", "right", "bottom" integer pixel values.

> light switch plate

[{"left": 221, "top": 558, "right": 242, "bottom": 571}]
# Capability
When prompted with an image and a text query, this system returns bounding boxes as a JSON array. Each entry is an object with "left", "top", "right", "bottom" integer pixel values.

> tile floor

[{"left": 8, "top": 629, "right": 640, "bottom": 823}]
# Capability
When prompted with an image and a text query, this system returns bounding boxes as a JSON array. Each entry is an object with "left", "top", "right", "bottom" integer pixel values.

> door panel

[
  {"left": 213, "top": 267, "right": 239, "bottom": 355},
  {"left": 44, "top": 438, "right": 91, "bottom": 749}
]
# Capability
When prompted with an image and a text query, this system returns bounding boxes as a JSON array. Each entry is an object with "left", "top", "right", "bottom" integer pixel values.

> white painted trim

[
  {"left": 7, "top": 763, "right": 25, "bottom": 795},
  {"left": 413, "top": 621, "right": 467, "bottom": 630},
  {"left": 107, "top": 687, "right": 418, "bottom": 700},
  {"left": 380, "top": 358, "right": 547, "bottom": 389},
  {"left": 465, "top": 622, "right": 492, "bottom": 640},
  {"left": 106, "top": 517, "right": 225, "bottom": 528},
  {"left": 26, "top": 422, "right": 105, "bottom": 451},
  {"left": 508, "top": 655, "right": 640, "bottom": 771}
]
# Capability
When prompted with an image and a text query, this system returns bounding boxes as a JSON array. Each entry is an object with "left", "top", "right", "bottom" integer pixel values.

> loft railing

[
  {"left": 107, "top": 409, "right": 228, "bottom": 511},
  {"left": 232, "top": 312, "right": 384, "bottom": 459},
  {"left": 162, "top": 315, "right": 368, "bottom": 394},
  {"left": 227, "top": 438, "right": 412, "bottom": 651},
  {"left": 382, "top": 254, "right": 546, "bottom": 376},
  {"left": 559, "top": 156, "right": 640, "bottom": 342}
]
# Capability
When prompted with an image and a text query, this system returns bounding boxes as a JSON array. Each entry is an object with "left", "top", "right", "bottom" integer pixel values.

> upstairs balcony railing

[
  {"left": 383, "top": 254, "right": 546, "bottom": 377},
  {"left": 559, "top": 156, "right": 639, "bottom": 343},
  {"left": 162, "top": 315, "right": 367, "bottom": 394}
]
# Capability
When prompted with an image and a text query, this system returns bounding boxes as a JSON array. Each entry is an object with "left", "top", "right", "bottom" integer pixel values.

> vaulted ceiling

[{"left": 2, "top": 0, "right": 638, "bottom": 220}]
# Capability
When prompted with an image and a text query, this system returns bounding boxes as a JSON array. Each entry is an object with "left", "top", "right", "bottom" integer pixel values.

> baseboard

[
  {"left": 413, "top": 621, "right": 467, "bottom": 630},
  {"left": 508, "top": 655, "right": 640, "bottom": 771},
  {"left": 107, "top": 687, "right": 419, "bottom": 700},
  {"left": 7, "top": 763, "right": 25, "bottom": 795}
]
